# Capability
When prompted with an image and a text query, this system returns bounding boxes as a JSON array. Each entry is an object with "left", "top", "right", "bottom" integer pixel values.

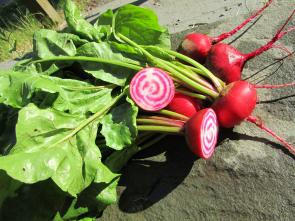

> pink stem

[
  {"left": 247, "top": 116, "right": 295, "bottom": 155},
  {"left": 212, "top": 0, "right": 273, "bottom": 43},
  {"left": 254, "top": 82, "right": 295, "bottom": 89},
  {"left": 244, "top": 10, "right": 295, "bottom": 61},
  {"left": 137, "top": 116, "right": 185, "bottom": 127},
  {"left": 148, "top": 116, "right": 186, "bottom": 122}
]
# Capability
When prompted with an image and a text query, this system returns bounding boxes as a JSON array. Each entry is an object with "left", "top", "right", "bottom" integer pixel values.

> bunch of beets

[
  {"left": 0, "top": 1, "right": 294, "bottom": 218},
  {"left": 128, "top": 0, "right": 295, "bottom": 159}
]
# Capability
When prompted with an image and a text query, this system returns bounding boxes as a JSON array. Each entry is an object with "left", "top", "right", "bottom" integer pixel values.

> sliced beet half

[
  {"left": 185, "top": 108, "right": 219, "bottom": 159},
  {"left": 130, "top": 67, "right": 175, "bottom": 111}
]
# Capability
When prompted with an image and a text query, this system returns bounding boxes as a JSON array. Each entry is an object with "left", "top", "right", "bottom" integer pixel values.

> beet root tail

[
  {"left": 244, "top": 10, "right": 295, "bottom": 61},
  {"left": 247, "top": 116, "right": 295, "bottom": 155},
  {"left": 270, "top": 43, "right": 294, "bottom": 56},
  {"left": 212, "top": 0, "right": 273, "bottom": 43},
  {"left": 254, "top": 82, "right": 295, "bottom": 89}
]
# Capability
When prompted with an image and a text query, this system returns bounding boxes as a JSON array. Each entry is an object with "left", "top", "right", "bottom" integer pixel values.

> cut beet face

[
  {"left": 130, "top": 67, "right": 175, "bottom": 111},
  {"left": 185, "top": 108, "right": 219, "bottom": 159}
]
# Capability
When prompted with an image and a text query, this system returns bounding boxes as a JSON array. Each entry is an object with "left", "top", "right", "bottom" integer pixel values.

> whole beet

[
  {"left": 179, "top": 0, "right": 273, "bottom": 63},
  {"left": 212, "top": 81, "right": 257, "bottom": 128},
  {"left": 206, "top": 11, "right": 295, "bottom": 83}
]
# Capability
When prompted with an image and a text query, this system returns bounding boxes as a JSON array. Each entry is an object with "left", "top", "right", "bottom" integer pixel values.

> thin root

[
  {"left": 271, "top": 43, "right": 293, "bottom": 56},
  {"left": 244, "top": 10, "right": 295, "bottom": 60},
  {"left": 254, "top": 82, "right": 295, "bottom": 89},
  {"left": 247, "top": 116, "right": 295, "bottom": 155},
  {"left": 212, "top": 0, "right": 273, "bottom": 43}
]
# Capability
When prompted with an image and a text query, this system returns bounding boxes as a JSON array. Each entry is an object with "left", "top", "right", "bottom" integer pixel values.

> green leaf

[
  {"left": 77, "top": 42, "right": 139, "bottom": 64},
  {"left": 114, "top": 4, "right": 171, "bottom": 48},
  {"left": 0, "top": 170, "right": 22, "bottom": 207},
  {"left": 13, "top": 58, "right": 39, "bottom": 74},
  {"left": 0, "top": 71, "right": 114, "bottom": 115},
  {"left": 143, "top": 45, "right": 175, "bottom": 61},
  {"left": 109, "top": 41, "right": 143, "bottom": 59},
  {"left": 95, "top": 176, "right": 119, "bottom": 207},
  {"left": 93, "top": 9, "right": 114, "bottom": 40},
  {"left": 100, "top": 99, "right": 138, "bottom": 150},
  {"left": 13, "top": 60, "right": 65, "bottom": 76},
  {"left": 53, "top": 212, "right": 64, "bottom": 221},
  {"left": 64, "top": 0, "right": 103, "bottom": 41},
  {"left": 0, "top": 71, "right": 33, "bottom": 108},
  {"left": 16, "top": 30, "right": 88, "bottom": 76},
  {"left": 78, "top": 217, "right": 96, "bottom": 221},
  {"left": 76, "top": 175, "right": 120, "bottom": 213},
  {"left": 79, "top": 218, "right": 95, "bottom": 221},
  {"left": 62, "top": 199, "right": 89, "bottom": 220},
  {"left": 77, "top": 42, "right": 138, "bottom": 86},
  {"left": 47, "top": 81, "right": 113, "bottom": 116},
  {"left": 104, "top": 144, "right": 139, "bottom": 173},
  {"left": 0, "top": 106, "right": 17, "bottom": 155},
  {"left": 158, "top": 27, "right": 171, "bottom": 49},
  {"left": 94, "top": 161, "right": 119, "bottom": 184},
  {"left": 0, "top": 104, "right": 105, "bottom": 196},
  {"left": 33, "top": 29, "right": 88, "bottom": 59}
]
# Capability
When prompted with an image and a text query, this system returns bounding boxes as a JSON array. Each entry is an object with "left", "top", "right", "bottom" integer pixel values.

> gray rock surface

[
  {"left": 100, "top": 1, "right": 295, "bottom": 220},
  {"left": 0, "top": 0, "right": 13, "bottom": 6},
  {"left": 87, "top": 0, "right": 268, "bottom": 34},
  {"left": 0, "top": 60, "right": 17, "bottom": 70}
]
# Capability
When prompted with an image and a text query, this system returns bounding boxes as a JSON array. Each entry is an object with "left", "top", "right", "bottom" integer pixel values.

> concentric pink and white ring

[
  {"left": 200, "top": 109, "right": 218, "bottom": 158},
  {"left": 130, "top": 68, "right": 175, "bottom": 111}
]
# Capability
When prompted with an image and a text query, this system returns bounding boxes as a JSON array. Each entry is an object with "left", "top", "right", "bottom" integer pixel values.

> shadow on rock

[
  {"left": 116, "top": 126, "right": 294, "bottom": 214},
  {"left": 219, "top": 128, "right": 295, "bottom": 160},
  {"left": 117, "top": 135, "right": 196, "bottom": 213}
]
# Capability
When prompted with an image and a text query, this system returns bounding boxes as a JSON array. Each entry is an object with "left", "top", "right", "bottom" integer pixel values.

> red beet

[
  {"left": 206, "top": 10, "right": 295, "bottom": 83},
  {"left": 212, "top": 81, "right": 257, "bottom": 128},
  {"left": 130, "top": 67, "right": 175, "bottom": 111},
  {"left": 180, "top": 33, "right": 212, "bottom": 64},
  {"left": 212, "top": 80, "right": 295, "bottom": 128},
  {"left": 167, "top": 93, "right": 202, "bottom": 117},
  {"left": 212, "top": 80, "right": 295, "bottom": 155},
  {"left": 180, "top": 0, "right": 273, "bottom": 63},
  {"left": 185, "top": 108, "right": 218, "bottom": 159}
]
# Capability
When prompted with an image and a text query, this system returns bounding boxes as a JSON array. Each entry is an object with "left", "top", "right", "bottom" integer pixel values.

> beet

[
  {"left": 130, "top": 67, "right": 175, "bottom": 111},
  {"left": 180, "top": 33, "right": 212, "bottom": 64},
  {"left": 179, "top": 0, "right": 273, "bottom": 63},
  {"left": 206, "top": 10, "right": 295, "bottom": 83},
  {"left": 212, "top": 80, "right": 295, "bottom": 155},
  {"left": 212, "top": 81, "right": 257, "bottom": 128},
  {"left": 185, "top": 108, "right": 218, "bottom": 159},
  {"left": 167, "top": 93, "right": 202, "bottom": 117}
]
